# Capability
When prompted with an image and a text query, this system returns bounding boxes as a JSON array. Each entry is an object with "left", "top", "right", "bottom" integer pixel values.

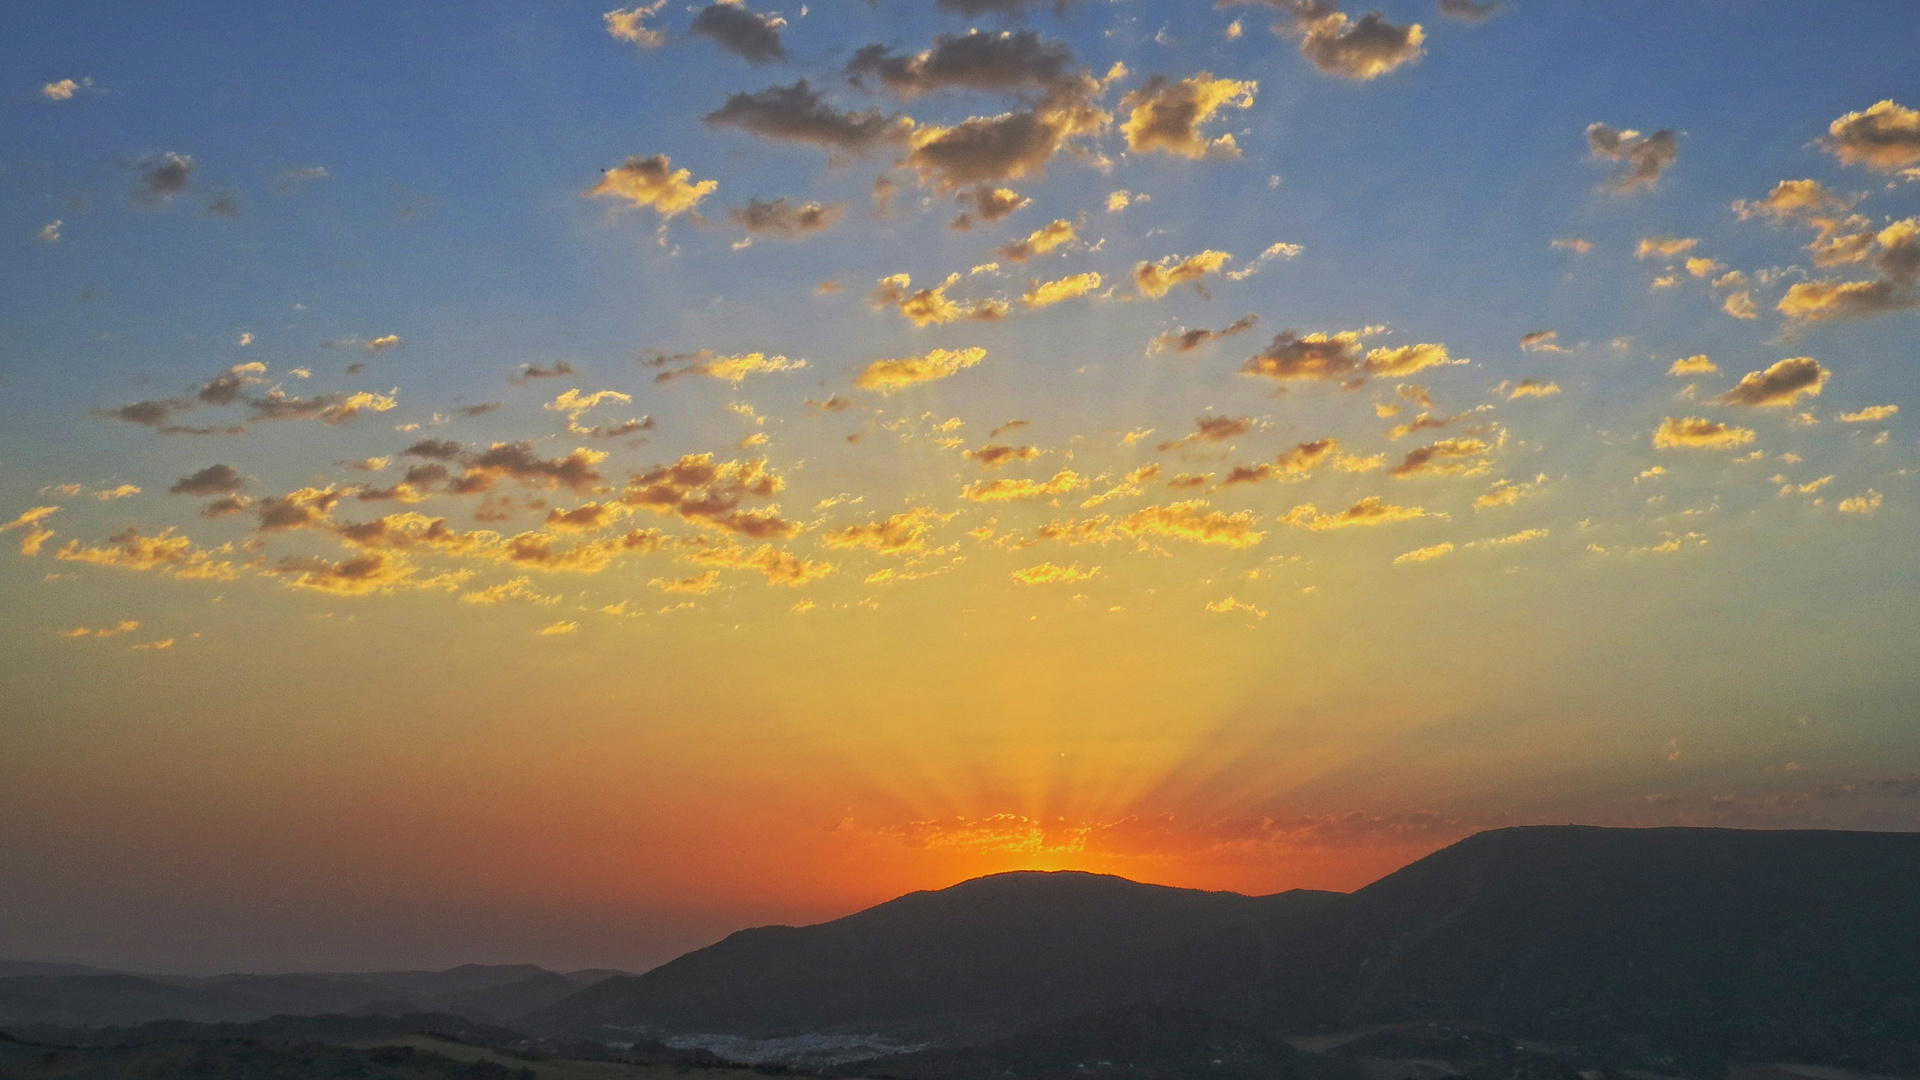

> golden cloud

[
  {"left": 1119, "top": 500, "right": 1264, "bottom": 547},
  {"left": 822, "top": 507, "right": 954, "bottom": 555},
  {"left": 1023, "top": 271, "right": 1102, "bottom": 308},
  {"left": 1837, "top": 404, "right": 1897, "bottom": 423},
  {"left": 1119, "top": 72, "right": 1256, "bottom": 159},
  {"left": 964, "top": 444, "right": 1041, "bottom": 469},
  {"left": 1653, "top": 416, "right": 1756, "bottom": 449},
  {"left": 587, "top": 154, "right": 717, "bottom": 218},
  {"left": 1282, "top": 495, "right": 1430, "bottom": 530},
  {"left": 1823, "top": 100, "right": 1920, "bottom": 173},
  {"left": 998, "top": 219, "right": 1076, "bottom": 262},
  {"left": 869, "top": 273, "right": 1008, "bottom": 326},
  {"left": 1393, "top": 542, "right": 1454, "bottom": 564},
  {"left": 1668, "top": 354, "right": 1717, "bottom": 376},
  {"left": 1134, "top": 250, "right": 1233, "bottom": 297},
  {"left": 963, "top": 470, "right": 1088, "bottom": 502},
  {"left": 648, "top": 350, "right": 805, "bottom": 383},
  {"left": 1389, "top": 437, "right": 1490, "bottom": 477},
  {"left": 1011, "top": 561, "right": 1099, "bottom": 585},
  {"left": 854, "top": 346, "right": 989, "bottom": 392}
]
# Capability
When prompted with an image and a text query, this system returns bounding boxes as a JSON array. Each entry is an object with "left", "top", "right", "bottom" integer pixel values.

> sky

[{"left": 2, "top": 0, "right": 1919, "bottom": 975}]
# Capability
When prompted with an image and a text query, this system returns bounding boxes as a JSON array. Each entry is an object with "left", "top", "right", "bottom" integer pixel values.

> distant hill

[
  {"left": 533, "top": 870, "right": 1340, "bottom": 1041},
  {"left": 0, "top": 963, "right": 633, "bottom": 1029}
]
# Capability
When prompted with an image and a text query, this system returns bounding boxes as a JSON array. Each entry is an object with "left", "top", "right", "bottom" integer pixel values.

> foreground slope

[{"left": 536, "top": 870, "right": 1339, "bottom": 1040}]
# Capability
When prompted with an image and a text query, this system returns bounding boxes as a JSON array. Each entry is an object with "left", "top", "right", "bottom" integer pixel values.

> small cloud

[
  {"left": 132, "top": 152, "right": 195, "bottom": 207},
  {"left": 1507, "top": 379, "right": 1560, "bottom": 399},
  {"left": 604, "top": 1, "right": 669, "bottom": 48},
  {"left": 1282, "top": 495, "right": 1430, "bottom": 530},
  {"left": 364, "top": 334, "right": 403, "bottom": 352},
  {"left": 587, "top": 154, "right": 717, "bottom": 219},
  {"left": 1551, "top": 237, "right": 1593, "bottom": 254},
  {"left": 689, "top": 1, "right": 787, "bottom": 64},
  {"left": 35, "top": 220, "right": 62, "bottom": 243},
  {"left": 1519, "top": 330, "right": 1567, "bottom": 353},
  {"left": 537, "top": 620, "right": 580, "bottom": 635},
  {"left": 855, "top": 347, "right": 988, "bottom": 393},
  {"left": 1135, "top": 250, "right": 1233, "bottom": 297},
  {"left": 1436, "top": 0, "right": 1501, "bottom": 21},
  {"left": 1023, "top": 271, "right": 1102, "bottom": 309},
  {"left": 1712, "top": 357, "right": 1829, "bottom": 408},
  {"left": 1636, "top": 235, "right": 1698, "bottom": 259},
  {"left": 728, "top": 197, "right": 845, "bottom": 239},
  {"left": 1393, "top": 541, "right": 1454, "bottom": 564},
  {"left": 1837, "top": 404, "right": 1897, "bottom": 423},
  {"left": 1012, "top": 561, "right": 1099, "bottom": 585},
  {"left": 41, "top": 77, "right": 90, "bottom": 101},
  {"left": 1653, "top": 416, "right": 1756, "bottom": 450},
  {"left": 1668, "top": 354, "right": 1717, "bottom": 376},
  {"left": 1838, "top": 490, "right": 1883, "bottom": 515},
  {"left": 1588, "top": 123, "right": 1679, "bottom": 193},
  {"left": 273, "top": 165, "right": 329, "bottom": 194},
  {"left": 1204, "top": 596, "right": 1266, "bottom": 618},
  {"left": 1151, "top": 314, "right": 1259, "bottom": 355},
  {"left": 1119, "top": 72, "right": 1256, "bottom": 159}
]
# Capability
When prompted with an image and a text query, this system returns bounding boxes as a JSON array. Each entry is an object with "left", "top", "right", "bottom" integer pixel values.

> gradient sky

[{"left": 3, "top": 0, "right": 1919, "bottom": 975}]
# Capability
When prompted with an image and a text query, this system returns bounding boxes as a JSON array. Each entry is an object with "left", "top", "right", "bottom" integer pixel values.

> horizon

[{"left": 5, "top": 1, "right": 1919, "bottom": 977}]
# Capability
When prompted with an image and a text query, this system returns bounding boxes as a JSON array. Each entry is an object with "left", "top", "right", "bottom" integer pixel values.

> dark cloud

[
  {"left": 403, "top": 438, "right": 465, "bottom": 460},
  {"left": 1226, "top": 2, "right": 1424, "bottom": 80},
  {"left": 903, "top": 78, "right": 1109, "bottom": 189},
  {"left": 132, "top": 152, "right": 194, "bottom": 207},
  {"left": 460, "top": 442, "right": 607, "bottom": 494},
  {"left": 1436, "top": 0, "right": 1500, "bottom": 21},
  {"left": 1822, "top": 100, "right": 1920, "bottom": 173},
  {"left": 1587, "top": 123, "right": 1679, "bottom": 193},
  {"left": 846, "top": 31, "right": 1074, "bottom": 97},
  {"left": 950, "top": 184, "right": 1029, "bottom": 231},
  {"left": 1712, "top": 357, "right": 1830, "bottom": 408},
  {"left": 705, "top": 80, "right": 910, "bottom": 155},
  {"left": 458, "top": 402, "right": 502, "bottom": 417},
  {"left": 514, "top": 361, "right": 575, "bottom": 381},
  {"left": 727, "top": 197, "right": 846, "bottom": 238},
  {"left": 168, "top": 464, "right": 246, "bottom": 496},
  {"left": 1151, "top": 314, "right": 1258, "bottom": 354},
  {"left": 935, "top": 0, "right": 1075, "bottom": 16},
  {"left": 1120, "top": 73, "right": 1256, "bottom": 158},
  {"left": 689, "top": 2, "right": 786, "bottom": 64}
]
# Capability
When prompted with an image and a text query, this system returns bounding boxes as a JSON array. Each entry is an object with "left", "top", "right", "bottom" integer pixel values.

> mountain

[
  {"left": 533, "top": 870, "right": 1341, "bottom": 1041},
  {"left": 0, "top": 963, "right": 631, "bottom": 1029},
  {"left": 533, "top": 826, "right": 1920, "bottom": 1077}
]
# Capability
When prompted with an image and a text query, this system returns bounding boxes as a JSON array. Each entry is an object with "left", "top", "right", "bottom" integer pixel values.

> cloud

[
  {"left": 273, "top": 165, "right": 330, "bottom": 194},
  {"left": 964, "top": 444, "right": 1041, "bottom": 468},
  {"left": 460, "top": 577, "right": 561, "bottom": 605},
  {"left": 1837, "top": 404, "right": 1897, "bottom": 423},
  {"left": 1230, "top": 1, "right": 1425, "bottom": 80},
  {"left": 962, "top": 470, "right": 1087, "bottom": 501},
  {"left": 846, "top": 30, "right": 1075, "bottom": 97},
  {"left": 1587, "top": 123, "right": 1679, "bottom": 192},
  {"left": 1023, "top": 271, "right": 1102, "bottom": 308},
  {"left": 605, "top": 2, "right": 669, "bottom": 47},
  {"left": 870, "top": 274, "right": 1009, "bottom": 325},
  {"left": 403, "top": 438, "right": 465, "bottom": 460},
  {"left": 903, "top": 79, "right": 1110, "bottom": 189},
  {"left": 587, "top": 154, "right": 717, "bottom": 218},
  {"left": 1723, "top": 291, "right": 1758, "bottom": 319},
  {"left": 1732, "top": 178, "right": 1856, "bottom": 223},
  {"left": 998, "top": 219, "right": 1076, "bottom": 262},
  {"left": 1838, "top": 490, "right": 1883, "bottom": 515},
  {"left": 1653, "top": 416, "right": 1757, "bottom": 449},
  {"left": 1669, "top": 354, "right": 1717, "bottom": 375},
  {"left": 1282, "top": 495, "right": 1429, "bottom": 530},
  {"left": 689, "top": 1, "right": 786, "bottom": 63},
  {"left": 516, "top": 361, "right": 575, "bottom": 381},
  {"left": 248, "top": 389, "right": 398, "bottom": 425},
  {"left": 648, "top": 350, "right": 806, "bottom": 383},
  {"left": 1551, "top": 237, "right": 1593, "bottom": 254},
  {"left": 934, "top": 0, "right": 1074, "bottom": 16},
  {"left": 1204, "top": 597, "right": 1266, "bottom": 618},
  {"left": 269, "top": 550, "right": 447, "bottom": 596},
  {"left": 951, "top": 184, "right": 1030, "bottom": 230},
  {"left": 1134, "top": 250, "right": 1233, "bottom": 297},
  {"left": 823, "top": 507, "right": 954, "bottom": 555},
  {"left": 1013, "top": 561, "right": 1098, "bottom": 584},
  {"left": 1218, "top": 438, "right": 1339, "bottom": 486},
  {"left": 1152, "top": 314, "right": 1259, "bottom": 354},
  {"left": 1712, "top": 357, "right": 1829, "bottom": 408},
  {"left": 35, "top": 220, "right": 62, "bottom": 243},
  {"left": 1119, "top": 72, "right": 1256, "bottom": 159},
  {"left": 133, "top": 152, "right": 195, "bottom": 207},
  {"left": 1776, "top": 218, "right": 1920, "bottom": 321},
  {"left": 678, "top": 539, "right": 833, "bottom": 585},
  {"left": 621, "top": 454, "right": 794, "bottom": 538},
  {"left": 1158, "top": 415, "right": 1255, "bottom": 452},
  {"left": 727, "top": 197, "right": 845, "bottom": 239},
  {"left": 1436, "top": 0, "right": 1500, "bottom": 21},
  {"left": 1393, "top": 541, "right": 1453, "bottom": 564},
  {"left": 364, "top": 334, "right": 402, "bottom": 352},
  {"left": 1507, "top": 379, "right": 1560, "bottom": 399},
  {"left": 59, "top": 620, "right": 141, "bottom": 640},
  {"left": 1119, "top": 500, "right": 1263, "bottom": 547},
  {"left": 1241, "top": 328, "right": 1463, "bottom": 384},
  {"left": 652, "top": 569, "right": 723, "bottom": 594},
  {"left": 54, "top": 526, "right": 241, "bottom": 580},
  {"left": 1822, "top": 100, "right": 1920, "bottom": 173},
  {"left": 705, "top": 80, "right": 910, "bottom": 156},
  {"left": 1474, "top": 474, "right": 1543, "bottom": 509},
  {"left": 855, "top": 346, "right": 989, "bottom": 392},
  {"left": 1225, "top": 241, "right": 1303, "bottom": 281},
  {"left": 168, "top": 464, "right": 246, "bottom": 496},
  {"left": 1389, "top": 436, "right": 1489, "bottom": 477},
  {"left": 2, "top": 505, "right": 60, "bottom": 556},
  {"left": 1519, "top": 330, "right": 1567, "bottom": 353},
  {"left": 42, "top": 78, "right": 88, "bottom": 101},
  {"left": 459, "top": 443, "right": 608, "bottom": 493},
  {"left": 1635, "top": 235, "right": 1697, "bottom": 259}
]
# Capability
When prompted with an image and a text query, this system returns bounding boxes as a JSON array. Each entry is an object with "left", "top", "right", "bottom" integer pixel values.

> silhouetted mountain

[
  {"left": 535, "top": 827, "right": 1920, "bottom": 1077},
  {"left": 3, "top": 1012, "right": 529, "bottom": 1049},
  {"left": 534, "top": 870, "right": 1340, "bottom": 1042},
  {"left": 841, "top": 1004, "right": 1322, "bottom": 1080},
  {"left": 0, "top": 964, "right": 628, "bottom": 1029}
]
